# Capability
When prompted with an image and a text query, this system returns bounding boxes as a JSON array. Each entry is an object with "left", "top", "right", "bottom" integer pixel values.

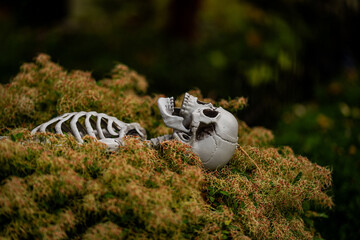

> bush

[
  {"left": 275, "top": 67, "right": 360, "bottom": 239},
  {"left": 0, "top": 55, "right": 332, "bottom": 239}
]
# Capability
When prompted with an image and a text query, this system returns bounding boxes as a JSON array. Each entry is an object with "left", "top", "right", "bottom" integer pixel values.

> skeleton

[
  {"left": 29, "top": 93, "right": 239, "bottom": 169},
  {"left": 31, "top": 112, "right": 147, "bottom": 151},
  {"left": 157, "top": 93, "right": 238, "bottom": 169}
]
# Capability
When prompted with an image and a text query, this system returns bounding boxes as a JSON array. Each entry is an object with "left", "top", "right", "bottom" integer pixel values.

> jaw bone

[{"left": 157, "top": 97, "right": 189, "bottom": 133}]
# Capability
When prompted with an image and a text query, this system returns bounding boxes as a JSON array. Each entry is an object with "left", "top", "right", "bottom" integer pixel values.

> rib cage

[{"left": 31, "top": 111, "right": 146, "bottom": 144}]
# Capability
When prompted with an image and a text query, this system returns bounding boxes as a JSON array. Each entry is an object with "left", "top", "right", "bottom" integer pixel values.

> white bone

[
  {"left": 157, "top": 97, "right": 189, "bottom": 133},
  {"left": 32, "top": 113, "right": 69, "bottom": 133},
  {"left": 96, "top": 114, "right": 106, "bottom": 139},
  {"left": 148, "top": 134, "right": 173, "bottom": 147},
  {"left": 160, "top": 93, "right": 238, "bottom": 170},
  {"left": 30, "top": 92, "right": 238, "bottom": 170},
  {"left": 55, "top": 113, "right": 76, "bottom": 135},
  {"left": 31, "top": 111, "right": 147, "bottom": 150},
  {"left": 106, "top": 118, "right": 117, "bottom": 135},
  {"left": 84, "top": 112, "right": 97, "bottom": 138},
  {"left": 70, "top": 112, "right": 86, "bottom": 142}
]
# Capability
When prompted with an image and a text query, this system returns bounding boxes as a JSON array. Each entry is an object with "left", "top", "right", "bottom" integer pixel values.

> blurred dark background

[{"left": 0, "top": 0, "right": 359, "bottom": 239}]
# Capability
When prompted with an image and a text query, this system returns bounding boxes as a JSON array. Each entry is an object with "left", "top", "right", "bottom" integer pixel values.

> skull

[{"left": 158, "top": 93, "right": 238, "bottom": 170}]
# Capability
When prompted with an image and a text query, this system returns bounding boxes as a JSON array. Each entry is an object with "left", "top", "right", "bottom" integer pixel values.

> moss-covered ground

[{"left": 0, "top": 55, "right": 332, "bottom": 239}]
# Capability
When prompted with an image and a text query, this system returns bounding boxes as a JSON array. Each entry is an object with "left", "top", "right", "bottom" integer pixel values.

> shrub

[
  {"left": 0, "top": 55, "right": 332, "bottom": 239},
  {"left": 275, "top": 68, "right": 360, "bottom": 239}
]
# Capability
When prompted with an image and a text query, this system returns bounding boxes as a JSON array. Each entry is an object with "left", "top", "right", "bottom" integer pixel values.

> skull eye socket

[
  {"left": 203, "top": 109, "right": 219, "bottom": 118},
  {"left": 196, "top": 123, "right": 215, "bottom": 140}
]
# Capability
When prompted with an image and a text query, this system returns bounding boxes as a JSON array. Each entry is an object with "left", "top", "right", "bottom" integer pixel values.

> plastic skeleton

[
  {"left": 31, "top": 93, "right": 239, "bottom": 170},
  {"left": 31, "top": 112, "right": 147, "bottom": 151}
]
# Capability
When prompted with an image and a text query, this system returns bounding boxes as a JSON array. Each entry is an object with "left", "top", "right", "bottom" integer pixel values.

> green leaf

[
  {"left": 317, "top": 213, "right": 329, "bottom": 218},
  {"left": 103, "top": 193, "right": 115, "bottom": 199},
  {"left": 208, "top": 187, "right": 216, "bottom": 196},
  {"left": 220, "top": 191, "right": 229, "bottom": 196},
  {"left": 10, "top": 133, "right": 23, "bottom": 141}
]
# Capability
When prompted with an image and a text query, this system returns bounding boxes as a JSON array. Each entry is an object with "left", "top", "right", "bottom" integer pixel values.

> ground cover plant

[
  {"left": 0, "top": 55, "right": 333, "bottom": 239},
  {"left": 275, "top": 67, "right": 360, "bottom": 239}
]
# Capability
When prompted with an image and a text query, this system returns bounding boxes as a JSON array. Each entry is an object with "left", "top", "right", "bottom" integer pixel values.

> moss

[{"left": 0, "top": 54, "right": 332, "bottom": 239}]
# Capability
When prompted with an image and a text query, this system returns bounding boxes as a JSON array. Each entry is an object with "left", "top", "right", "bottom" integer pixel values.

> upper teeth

[{"left": 157, "top": 96, "right": 189, "bottom": 133}]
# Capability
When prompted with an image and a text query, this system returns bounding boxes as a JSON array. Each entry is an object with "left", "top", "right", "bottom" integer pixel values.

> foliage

[
  {"left": 1, "top": 0, "right": 358, "bottom": 129},
  {"left": 0, "top": 0, "right": 332, "bottom": 93},
  {"left": 0, "top": 55, "right": 332, "bottom": 239},
  {"left": 275, "top": 66, "right": 360, "bottom": 239}
]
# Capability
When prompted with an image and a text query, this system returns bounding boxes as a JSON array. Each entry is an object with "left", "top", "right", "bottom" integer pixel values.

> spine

[{"left": 147, "top": 134, "right": 173, "bottom": 148}]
